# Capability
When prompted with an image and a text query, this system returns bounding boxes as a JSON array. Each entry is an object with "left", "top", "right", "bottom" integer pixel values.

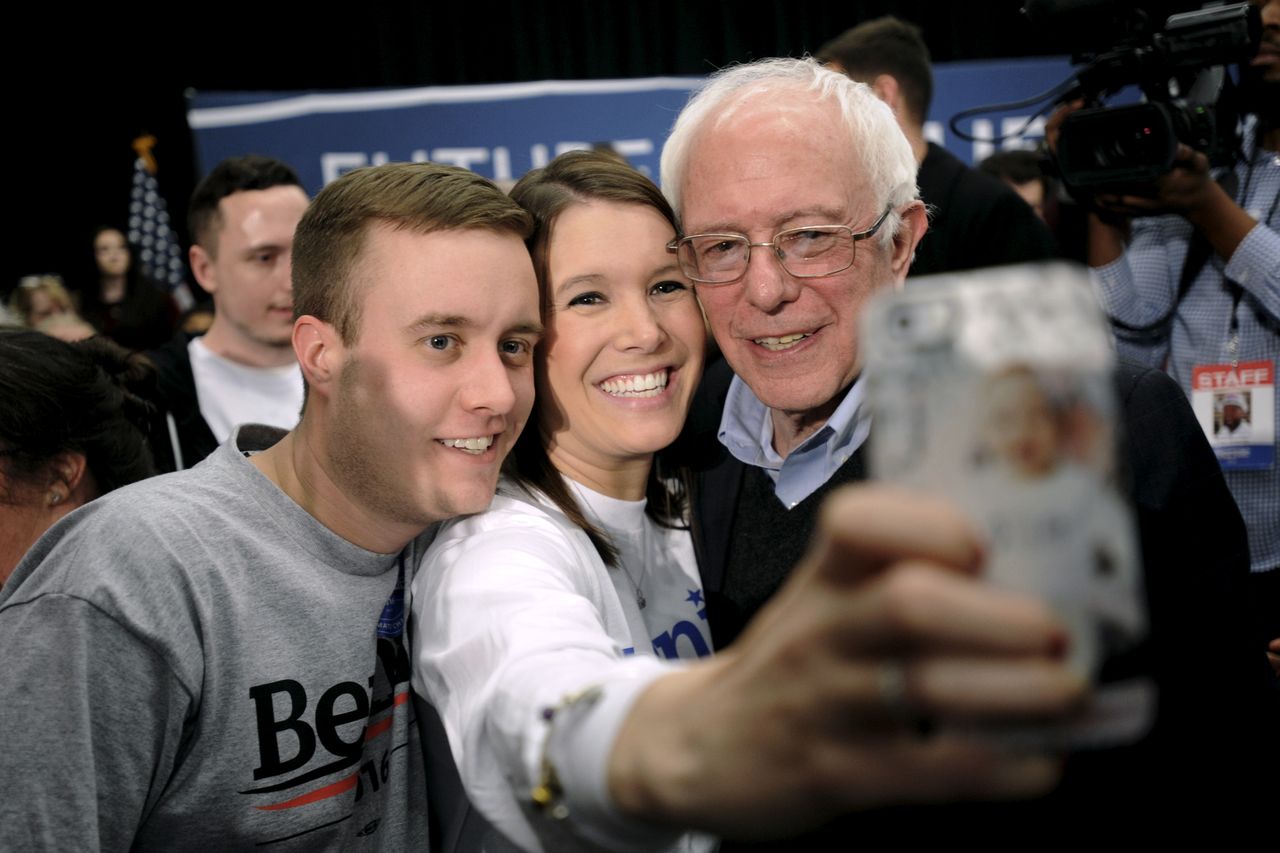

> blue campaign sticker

[{"left": 378, "top": 577, "right": 405, "bottom": 639}]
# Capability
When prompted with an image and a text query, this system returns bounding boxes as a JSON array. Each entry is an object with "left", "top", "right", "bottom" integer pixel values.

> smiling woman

[{"left": 410, "top": 151, "right": 713, "bottom": 853}]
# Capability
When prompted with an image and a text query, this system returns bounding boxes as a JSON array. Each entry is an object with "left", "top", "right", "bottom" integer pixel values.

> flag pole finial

[{"left": 132, "top": 134, "right": 158, "bottom": 174}]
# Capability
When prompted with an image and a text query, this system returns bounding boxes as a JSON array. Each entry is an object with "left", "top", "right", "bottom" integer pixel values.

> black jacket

[
  {"left": 144, "top": 332, "right": 219, "bottom": 472},
  {"left": 912, "top": 142, "right": 1057, "bottom": 277}
]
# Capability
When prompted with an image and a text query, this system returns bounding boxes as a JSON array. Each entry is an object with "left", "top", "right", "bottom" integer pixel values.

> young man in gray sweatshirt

[{"left": 0, "top": 162, "right": 542, "bottom": 851}]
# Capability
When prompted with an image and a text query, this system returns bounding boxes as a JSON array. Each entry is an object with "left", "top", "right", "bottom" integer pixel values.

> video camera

[{"left": 1029, "top": 1, "right": 1261, "bottom": 191}]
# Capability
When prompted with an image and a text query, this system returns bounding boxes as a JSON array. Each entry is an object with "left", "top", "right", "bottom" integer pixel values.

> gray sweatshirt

[{"left": 0, "top": 426, "right": 431, "bottom": 851}]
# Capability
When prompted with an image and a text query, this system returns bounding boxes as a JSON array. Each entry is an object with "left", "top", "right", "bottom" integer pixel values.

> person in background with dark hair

[
  {"left": 0, "top": 328, "right": 157, "bottom": 585},
  {"left": 79, "top": 226, "right": 178, "bottom": 351},
  {"left": 979, "top": 148, "right": 1054, "bottom": 222},
  {"left": 817, "top": 16, "right": 1056, "bottom": 276},
  {"left": 980, "top": 148, "right": 1089, "bottom": 261},
  {"left": 412, "top": 151, "right": 712, "bottom": 852},
  {"left": 146, "top": 154, "right": 308, "bottom": 471}
]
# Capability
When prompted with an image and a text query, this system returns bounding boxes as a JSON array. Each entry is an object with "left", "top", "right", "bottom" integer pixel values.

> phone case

[{"left": 862, "top": 262, "right": 1153, "bottom": 748}]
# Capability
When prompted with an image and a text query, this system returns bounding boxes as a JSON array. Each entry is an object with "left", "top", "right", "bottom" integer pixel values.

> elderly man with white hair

[{"left": 663, "top": 56, "right": 1267, "bottom": 841}]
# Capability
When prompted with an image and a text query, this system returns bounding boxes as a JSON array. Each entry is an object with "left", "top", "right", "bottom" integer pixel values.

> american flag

[{"left": 129, "top": 135, "right": 194, "bottom": 309}]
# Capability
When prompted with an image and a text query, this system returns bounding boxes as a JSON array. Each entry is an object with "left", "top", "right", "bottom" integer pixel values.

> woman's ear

[{"left": 45, "top": 450, "right": 91, "bottom": 507}]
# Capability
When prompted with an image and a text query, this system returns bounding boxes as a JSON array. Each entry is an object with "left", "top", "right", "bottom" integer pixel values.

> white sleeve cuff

[{"left": 547, "top": 658, "right": 687, "bottom": 852}]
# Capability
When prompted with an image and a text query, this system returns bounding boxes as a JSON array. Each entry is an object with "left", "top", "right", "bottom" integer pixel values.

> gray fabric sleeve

[{"left": 0, "top": 595, "right": 193, "bottom": 851}]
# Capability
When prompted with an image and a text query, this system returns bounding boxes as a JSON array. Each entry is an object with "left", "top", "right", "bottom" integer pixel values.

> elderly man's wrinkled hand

[{"left": 610, "top": 484, "right": 1087, "bottom": 839}]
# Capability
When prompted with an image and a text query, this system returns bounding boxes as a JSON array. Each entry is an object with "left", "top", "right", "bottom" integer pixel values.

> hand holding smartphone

[{"left": 862, "top": 262, "right": 1154, "bottom": 748}]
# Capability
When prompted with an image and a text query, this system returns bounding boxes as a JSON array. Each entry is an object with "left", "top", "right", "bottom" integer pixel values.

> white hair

[{"left": 660, "top": 57, "right": 919, "bottom": 246}]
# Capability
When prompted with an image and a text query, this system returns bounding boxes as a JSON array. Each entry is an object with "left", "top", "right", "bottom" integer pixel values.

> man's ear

[
  {"left": 45, "top": 450, "right": 90, "bottom": 507},
  {"left": 189, "top": 244, "right": 217, "bottom": 296},
  {"left": 294, "top": 316, "right": 342, "bottom": 396},
  {"left": 870, "top": 74, "right": 902, "bottom": 114},
  {"left": 888, "top": 201, "right": 928, "bottom": 284}
]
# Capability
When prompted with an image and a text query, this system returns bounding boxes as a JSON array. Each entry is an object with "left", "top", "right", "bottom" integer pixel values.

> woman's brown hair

[{"left": 508, "top": 150, "right": 692, "bottom": 566}]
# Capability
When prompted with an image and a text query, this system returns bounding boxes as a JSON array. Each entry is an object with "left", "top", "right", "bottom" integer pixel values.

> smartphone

[{"left": 862, "top": 262, "right": 1152, "bottom": 748}]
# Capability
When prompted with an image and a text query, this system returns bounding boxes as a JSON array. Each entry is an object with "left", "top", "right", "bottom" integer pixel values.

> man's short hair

[
  {"left": 816, "top": 16, "right": 933, "bottom": 125},
  {"left": 187, "top": 155, "right": 304, "bottom": 253},
  {"left": 660, "top": 56, "right": 918, "bottom": 245},
  {"left": 979, "top": 149, "right": 1047, "bottom": 187},
  {"left": 291, "top": 162, "right": 533, "bottom": 345}
]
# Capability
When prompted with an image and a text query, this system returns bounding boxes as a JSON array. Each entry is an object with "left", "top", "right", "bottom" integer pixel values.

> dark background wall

[{"left": 8, "top": 0, "right": 1182, "bottom": 299}]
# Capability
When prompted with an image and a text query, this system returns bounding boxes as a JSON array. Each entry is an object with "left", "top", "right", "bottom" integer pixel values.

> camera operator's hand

[
  {"left": 607, "top": 485, "right": 1085, "bottom": 839},
  {"left": 1044, "top": 99, "right": 1081, "bottom": 157},
  {"left": 1095, "top": 144, "right": 1214, "bottom": 217},
  {"left": 1093, "top": 142, "right": 1258, "bottom": 262}
]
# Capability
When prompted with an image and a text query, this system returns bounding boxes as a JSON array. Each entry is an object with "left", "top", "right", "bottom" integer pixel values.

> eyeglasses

[{"left": 667, "top": 206, "right": 893, "bottom": 285}]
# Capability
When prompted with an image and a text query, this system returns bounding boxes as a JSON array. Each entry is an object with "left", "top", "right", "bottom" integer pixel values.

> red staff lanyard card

[{"left": 1191, "top": 360, "right": 1275, "bottom": 470}]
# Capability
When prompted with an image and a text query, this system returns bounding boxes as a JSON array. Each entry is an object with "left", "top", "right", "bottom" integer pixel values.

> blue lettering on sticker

[{"left": 377, "top": 564, "right": 406, "bottom": 639}]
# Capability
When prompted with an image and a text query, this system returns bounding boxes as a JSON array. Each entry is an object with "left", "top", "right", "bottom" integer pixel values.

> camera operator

[{"left": 1050, "top": 0, "right": 1279, "bottom": 671}]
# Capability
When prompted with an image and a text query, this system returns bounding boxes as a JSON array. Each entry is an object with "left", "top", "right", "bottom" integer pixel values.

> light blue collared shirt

[{"left": 718, "top": 374, "right": 871, "bottom": 509}]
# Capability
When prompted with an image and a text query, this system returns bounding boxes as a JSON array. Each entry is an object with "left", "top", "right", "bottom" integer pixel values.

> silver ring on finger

[{"left": 877, "top": 661, "right": 935, "bottom": 738}]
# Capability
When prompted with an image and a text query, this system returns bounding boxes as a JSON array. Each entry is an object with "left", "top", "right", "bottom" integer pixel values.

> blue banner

[
  {"left": 924, "top": 56, "right": 1077, "bottom": 163},
  {"left": 188, "top": 58, "right": 1080, "bottom": 193}
]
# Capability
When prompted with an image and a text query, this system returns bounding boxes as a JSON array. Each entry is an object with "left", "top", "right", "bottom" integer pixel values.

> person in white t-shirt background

[{"left": 146, "top": 155, "right": 309, "bottom": 470}]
